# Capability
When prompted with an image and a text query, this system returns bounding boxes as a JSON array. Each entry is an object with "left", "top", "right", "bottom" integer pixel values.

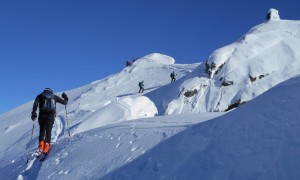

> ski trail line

[
  {"left": 52, "top": 116, "right": 63, "bottom": 143},
  {"left": 18, "top": 116, "right": 65, "bottom": 179}
]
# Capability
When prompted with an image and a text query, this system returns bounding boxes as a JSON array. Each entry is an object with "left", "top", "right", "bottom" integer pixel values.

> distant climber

[
  {"left": 138, "top": 81, "right": 145, "bottom": 93},
  {"left": 170, "top": 71, "right": 176, "bottom": 82},
  {"left": 31, "top": 88, "right": 68, "bottom": 155},
  {"left": 133, "top": 57, "right": 139, "bottom": 63}
]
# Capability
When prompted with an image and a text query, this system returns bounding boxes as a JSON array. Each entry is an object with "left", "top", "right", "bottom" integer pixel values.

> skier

[
  {"left": 138, "top": 81, "right": 144, "bottom": 93},
  {"left": 170, "top": 71, "right": 176, "bottom": 82},
  {"left": 31, "top": 88, "right": 68, "bottom": 155}
]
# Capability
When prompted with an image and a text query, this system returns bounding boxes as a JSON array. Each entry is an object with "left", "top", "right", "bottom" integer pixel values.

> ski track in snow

[
  {"left": 26, "top": 113, "right": 220, "bottom": 179},
  {"left": 17, "top": 115, "right": 66, "bottom": 179}
]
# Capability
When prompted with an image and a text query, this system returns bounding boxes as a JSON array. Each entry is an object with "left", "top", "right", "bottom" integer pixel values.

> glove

[
  {"left": 31, "top": 111, "right": 37, "bottom": 121},
  {"left": 62, "top": 92, "right": 68, "bottom": 100}
]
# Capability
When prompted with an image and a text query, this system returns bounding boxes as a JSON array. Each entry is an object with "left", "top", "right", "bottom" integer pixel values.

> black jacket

[{"left": 32, "top": 90, "right": 68, "bottom": 115}]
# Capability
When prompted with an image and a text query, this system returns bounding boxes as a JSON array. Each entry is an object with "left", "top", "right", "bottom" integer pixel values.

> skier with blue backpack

[{"left": 31, "top": 88, "right": 68, "bottom": 155}]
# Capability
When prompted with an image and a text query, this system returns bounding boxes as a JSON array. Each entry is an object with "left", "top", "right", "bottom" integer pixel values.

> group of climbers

[
  {"left": 30, "top": 67, "right": 177, "bottom": 155},
  {"left": 138, "top": 71, "right": 177, "bottom": 93},
  {"left": 126, "top": 58, "right": 138, "bottom": 67}
]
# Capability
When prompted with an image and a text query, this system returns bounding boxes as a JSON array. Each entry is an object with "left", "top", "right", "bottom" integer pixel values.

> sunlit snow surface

[{"left": 1, "top": 17, "right": 300, "bottom": 179}]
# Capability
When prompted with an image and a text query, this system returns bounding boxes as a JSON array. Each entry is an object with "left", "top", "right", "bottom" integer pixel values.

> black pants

[
  {"left": 38, "top": 113, "right": 55, "bottom": 144},
  {"left": 139, "top": 87, "right": 144, "bottom": 93}
]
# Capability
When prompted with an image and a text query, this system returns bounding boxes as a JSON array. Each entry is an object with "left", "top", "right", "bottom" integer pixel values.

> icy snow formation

[{"left": 267, "top": 8, "right": 280, "bottom": 20}]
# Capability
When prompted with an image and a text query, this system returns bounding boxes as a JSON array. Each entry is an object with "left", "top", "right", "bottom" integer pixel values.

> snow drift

[{"left": 73, "top": 96, "right": 158, "bottom": 134}]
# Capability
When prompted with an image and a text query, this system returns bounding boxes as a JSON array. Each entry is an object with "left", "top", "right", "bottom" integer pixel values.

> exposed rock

[
  {"left": 249, "top": 73, "right": 268, "bottom": 82},
  {"left": 222, "top": 80, "right": 233, "bottom": 86},
  {"left": 259, "top": 74, "right": 266, "bottom": 79},
  {"left": 205, "top": 60, "right": 209, "bottom": 74},
  {"left": 184, "top": 89, "right": 198, "bottom": 97},
  {"left": 215, "top": 63, "right": 225, "bottom": 75},
  {"left": 224, "top": 99, "right": 246, "bottom": 112},
  {"left": 249, "top": 75, "right": 257, "bottom": 82}
]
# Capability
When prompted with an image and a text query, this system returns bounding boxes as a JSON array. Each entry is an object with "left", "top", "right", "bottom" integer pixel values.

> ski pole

[
  {"left": 26, "top": 123, "right": 35, "bottom": 164},
  {"left": 65, "top": 105, "right": 71, "bottom": 137}
]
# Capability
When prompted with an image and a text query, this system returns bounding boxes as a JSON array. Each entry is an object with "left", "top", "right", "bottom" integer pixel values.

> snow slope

[
  {"left": 0, "top": 53, "right": 198, "bottom": 154},
  {"left": 17, "top": 113, "right": 224, "bottom": 180},
  {"left": 147, "top": 16, "right": 300, "bottom": 114},
  {"left": 103, "top": 75, "right": 300, "bottom": 180},
  {"left": 0, "top": 53, "right": 200, "bottom": 179},
  {"left": 3, "top": 72, "right": 300, "bottom": 180}
]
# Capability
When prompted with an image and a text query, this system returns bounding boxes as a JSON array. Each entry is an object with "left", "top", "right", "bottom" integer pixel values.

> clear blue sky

[{"left": 1, "top": 0, "right": 299, "bottom": 114}]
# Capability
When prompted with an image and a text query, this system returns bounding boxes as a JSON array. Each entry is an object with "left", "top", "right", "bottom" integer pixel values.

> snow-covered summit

[
  {"left": 142, "top": 53, "right": 175, "bottom": 64},
  {"left": 147, "top": 16, "right": 300, "bottom": 114}
]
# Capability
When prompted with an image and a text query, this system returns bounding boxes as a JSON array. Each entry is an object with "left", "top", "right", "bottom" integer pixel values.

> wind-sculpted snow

[{"left": 73, "top": 96, "right": 158, "bottom": 134}]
